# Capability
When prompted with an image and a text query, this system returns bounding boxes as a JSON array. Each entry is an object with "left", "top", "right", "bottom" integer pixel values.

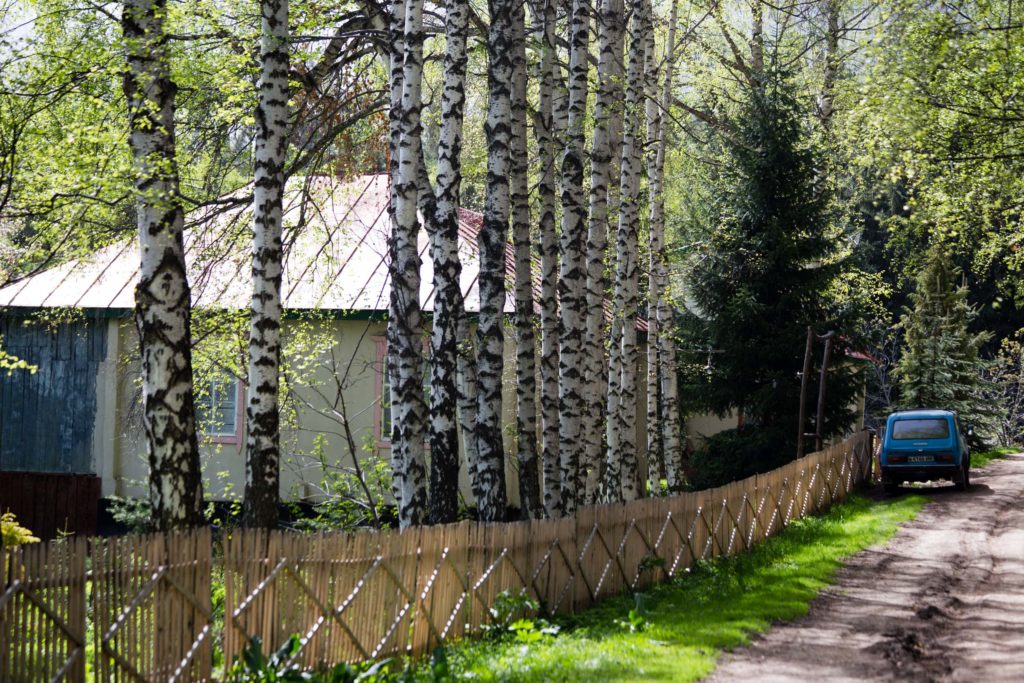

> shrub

[
  {"left": 226, "top": 635, "right": 396, "bottom": 682},
  {"left": 1, "top": 512, "right": 40, "bottom": 546},
  {"left": 106, "top": 495, "right": 154, "bottom": 534}
]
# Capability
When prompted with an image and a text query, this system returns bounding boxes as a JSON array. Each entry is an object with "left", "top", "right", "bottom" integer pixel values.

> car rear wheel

[{"left": 955, "top": 463, "right": 970, "bottom": 491}]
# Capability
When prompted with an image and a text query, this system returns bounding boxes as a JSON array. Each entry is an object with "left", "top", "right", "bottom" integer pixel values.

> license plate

[{"left": 908, "top": 455, "right": 932, "bottom": 463}]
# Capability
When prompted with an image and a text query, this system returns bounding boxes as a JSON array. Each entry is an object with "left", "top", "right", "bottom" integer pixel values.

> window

[
  {"left": 197, "top": 374, "right": 242, "bottom": 441},
  {"left": 892, "top": 418, "right": 950, "bottom": 440},
  {"left": 375, "top": 339, "right": 431, "bottom": 445}
]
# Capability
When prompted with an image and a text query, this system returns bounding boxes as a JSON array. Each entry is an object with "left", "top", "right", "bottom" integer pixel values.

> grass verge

[
  {"left": 972, "top": 446, "right": 1018, "bottom": 469},
  {"left": 421, "top": 493, "right": 924, "bottom": 682}
]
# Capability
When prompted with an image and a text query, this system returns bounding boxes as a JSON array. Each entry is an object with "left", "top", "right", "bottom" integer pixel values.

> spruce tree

[
  {"left": 895, "top": 242, "right": 992, "bottom": 431},
  {"left": 683, "top": 63, "right": 863, "bottom": 452}
]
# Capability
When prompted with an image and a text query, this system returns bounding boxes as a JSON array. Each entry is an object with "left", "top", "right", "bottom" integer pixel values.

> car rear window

[{"left": 891, "top": 418, "right": 950, "bottom": 440}]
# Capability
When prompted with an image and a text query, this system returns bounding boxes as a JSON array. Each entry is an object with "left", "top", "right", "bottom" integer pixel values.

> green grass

[
  {"left": 420, "top": 493, "right": 924, "bottom": 682},
  {"left": 972, "top": 446, "right": 1018, "bottom": 469}
]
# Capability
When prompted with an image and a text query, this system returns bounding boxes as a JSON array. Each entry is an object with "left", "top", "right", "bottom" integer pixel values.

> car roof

[{"left": 888, "top": 409, "right": 956, "bottom": 420}]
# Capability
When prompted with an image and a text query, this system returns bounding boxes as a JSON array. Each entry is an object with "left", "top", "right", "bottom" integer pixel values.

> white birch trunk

[
  {"left": 510, "top": 0, "right": 541, "bottom": 519},
  {"left": 644, "top": 25, "right": 662, "bottom": 495},
  {"left": 648, "top": 0, "right": 684, "bottom": 492},
  {"left": 582, "top": 0, "right": 626, "bottom": 505},
  {"left": 817, "top": 0, "right": 839, "bottom": 130},
  {"left": 751, "top": 0, "right": 764, "bottom": 82},
  {"left": 475, "top": 0, "right": 515, "bottom": 521},
  {"left": 387, "top": 0, "right": 428, "bottom": 528},
  {"left": 122, "top": 0, "right": 205, "bottom": 530},
  {"left": 386, "top": 0, "right": 405, "bottom": 511},
  {"left": 558, "top": 0, "right": 590, "bottom": 516},
  {"left": 536, "top": 0, "right": 562, "bottom": 517},
  {"left": 457, "top": 317, "right": 481, "bottom": 495},
  {"left": 243, "top": 0, "right": 289, "bottom": 528},
  {"left": 606, "top": 0, "right": 648, "bottom": 503},
  {"left": 427, "top": 0, "right": 470, "bottom": 525}
]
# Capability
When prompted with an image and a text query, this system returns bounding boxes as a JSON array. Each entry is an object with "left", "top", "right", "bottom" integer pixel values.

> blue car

[{"left": 880, "top": 409, "right": 971, "bottom": 493}]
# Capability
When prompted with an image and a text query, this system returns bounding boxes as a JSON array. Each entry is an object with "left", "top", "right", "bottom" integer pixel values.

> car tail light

[
  {"left": 888, "top": 454, "right": 907, "bottom": 463},
  {"left": 935, "top": 453, "right": 954, "bottom": 462}
]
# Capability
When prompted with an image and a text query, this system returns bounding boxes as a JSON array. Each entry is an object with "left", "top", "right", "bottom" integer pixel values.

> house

[{"left": 1, "top": 175, "right": 674, "bottom": 536}]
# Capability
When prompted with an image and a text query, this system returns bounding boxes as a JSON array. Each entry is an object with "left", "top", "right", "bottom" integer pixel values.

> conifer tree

[
  {"left": 683, "top": 63, "right": 862, "bottom": 448},
  {"left": 895, "top": 242, "right": 992, "bottom": 431}
]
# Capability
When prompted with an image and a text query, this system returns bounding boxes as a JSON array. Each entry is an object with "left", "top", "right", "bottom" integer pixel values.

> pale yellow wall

[
  {"left": 92, "top": 319, "right": 123, "bottom": 497},
  {"left": 84, "top": 318, "right": 868, "bottom": 503},
  {"left": 109, "top": 317, "right": 530, "bottom": 505},
  {"left": 101, "top": 317, "right": 863, "bottom": 504},
  {"left": 684, "top": 411, "right": 739, "bottom": 449}
]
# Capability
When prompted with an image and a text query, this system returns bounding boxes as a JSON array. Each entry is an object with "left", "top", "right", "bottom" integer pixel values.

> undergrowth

[{"left": 971, "top": 446, "right": 1018, "bottom": 469}]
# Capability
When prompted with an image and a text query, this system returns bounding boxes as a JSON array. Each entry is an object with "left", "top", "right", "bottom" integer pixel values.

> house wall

[
  {"left": 5, "top": 312, "right": 860, "bottom": 511},
  {"left": 110, "top": 317, "right": 553, "bottom": 507}
]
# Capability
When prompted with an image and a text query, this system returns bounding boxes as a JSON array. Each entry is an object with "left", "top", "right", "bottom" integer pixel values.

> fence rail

[{"left": 1, "top": 431, "right": 873, "bottom": 681}]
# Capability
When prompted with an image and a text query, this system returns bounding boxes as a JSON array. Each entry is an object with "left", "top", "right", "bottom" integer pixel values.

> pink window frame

[{"left": 202, "top": 377, "right": 246, "bottom": 445}]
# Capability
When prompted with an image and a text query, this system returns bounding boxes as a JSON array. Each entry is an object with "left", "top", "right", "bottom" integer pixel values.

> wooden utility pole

[
  {"left": 796, "top": 326, "right": 814, "bottom": 458},
  {"left": 815, "top": 332, "right": 836, "bottom": 451},
  {"left": 797, "top": 328, "right": 836, "bottom": 456}
]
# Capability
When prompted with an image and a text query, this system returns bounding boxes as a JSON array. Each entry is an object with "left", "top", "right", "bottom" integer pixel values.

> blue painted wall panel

[{"left": 0, "top": 315, "right": 106, "bottom": 473}]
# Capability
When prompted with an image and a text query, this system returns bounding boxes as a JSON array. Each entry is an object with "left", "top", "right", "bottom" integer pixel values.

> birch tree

[
  {"left": 646, "top": 0, "right": 683, "bottom": 494},
  {"left": 535, "top": 0, "right": 562, "bottom": 517},
  {"left": 582, "top": 0, "right": 626, "bottom": 504},
  {"left": 651, "top": 0, "right": 684, "bottom": 491},
  {"left": 427, "top": 0, "right": 470, "bottom": 524},
  {"left": 475, "top": 0, "right": 515, "bottom": 521},
  {"left": 817, "top": 0, "right": 840, "bottom": 131},
  {"left": 387, "top": 0, "right": 429, "bottom": 528},
  {"left": 605, "top": 0, "right": 647, "bottom": 503},
  {"left": 558, "top": 0, "right": 590, "bottom": 515},
  {"left": 457, "top": 317, "right": 481, "bottom": 496},
  {"left": 509, "top": 0, "right": 542, "bottom": 518},
  {"left": 122, "top": 0, "right": 204, "bottom": 529},
  {"left": 243, "top": 0, "right": 290, "bottom": 528}
]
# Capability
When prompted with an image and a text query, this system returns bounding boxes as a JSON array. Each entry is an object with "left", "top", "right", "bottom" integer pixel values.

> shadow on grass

[{"left": 435, "top": 494, "right": 925, "bottom": 683}]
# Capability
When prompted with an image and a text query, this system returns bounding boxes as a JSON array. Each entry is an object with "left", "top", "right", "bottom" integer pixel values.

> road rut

[{"left": 706, "top": 453, "right": 1024, "bottom": 682}]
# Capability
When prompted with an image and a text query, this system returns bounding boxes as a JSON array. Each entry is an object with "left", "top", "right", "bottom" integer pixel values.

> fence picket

[{"left": 1, "top": 432, "right": 873, "bottom": 676}]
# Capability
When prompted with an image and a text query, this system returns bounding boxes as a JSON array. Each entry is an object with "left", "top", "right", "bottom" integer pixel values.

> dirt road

[{"left": 706, "top": 453, "right": 1024, "bottom": 682}]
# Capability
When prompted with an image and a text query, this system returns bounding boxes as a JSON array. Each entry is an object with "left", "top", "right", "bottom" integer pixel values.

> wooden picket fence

[{"left": 0, "top": 431, "right": 873, "bottom": 681}]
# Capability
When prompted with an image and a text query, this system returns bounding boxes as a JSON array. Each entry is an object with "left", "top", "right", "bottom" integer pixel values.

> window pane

[
  {"left": 892, "top": 419, "right": 949, "bottom": 440},
  {"left": 198, "top": 374, "right": 238, "bottom": 436}
]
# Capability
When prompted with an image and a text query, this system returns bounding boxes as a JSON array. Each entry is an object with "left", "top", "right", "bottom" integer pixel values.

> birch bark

[
  {"left": 536, "top": 0, "right": 562, "bottom": 517},
  {"left": 510, "top": 0, "right": 541, "bottom": 519},
  {"left": 582, "top": 0, "right": 625, "bottom": 505},
  {"left": 243, "top": 0, "right": 289, "bottom": 528},
  {"left": 647, "top": 0, "right": 684, "bottom": 492},
  {"left": 427, "top": 0, "right": 470, "bottom": 524},
  {"left": 387, "top": 0, "right": 428, "bottom": 528},
  {"left": 606, "top": 0, "right": 648, "bottom": 503},
  {"left": 558, "top": 0, "right": 590, "bottom": 515},
  {"left": 750, "top": 0, "right": 765, "bottom": 83},
  {"left": 475, "top": 0, "right": 515, "bottom": 521},
  {"left": 818, "top": 0, "right": 839, "bottom": 130},
  {"left": 122, "top": 0, "right": 204, "bottom": 530},
  {"left": 456, "top": 317, "right": 481, "bottom": 495},
  {"left": 644, "top": 17, "right": 662, "bottom": 495}
]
